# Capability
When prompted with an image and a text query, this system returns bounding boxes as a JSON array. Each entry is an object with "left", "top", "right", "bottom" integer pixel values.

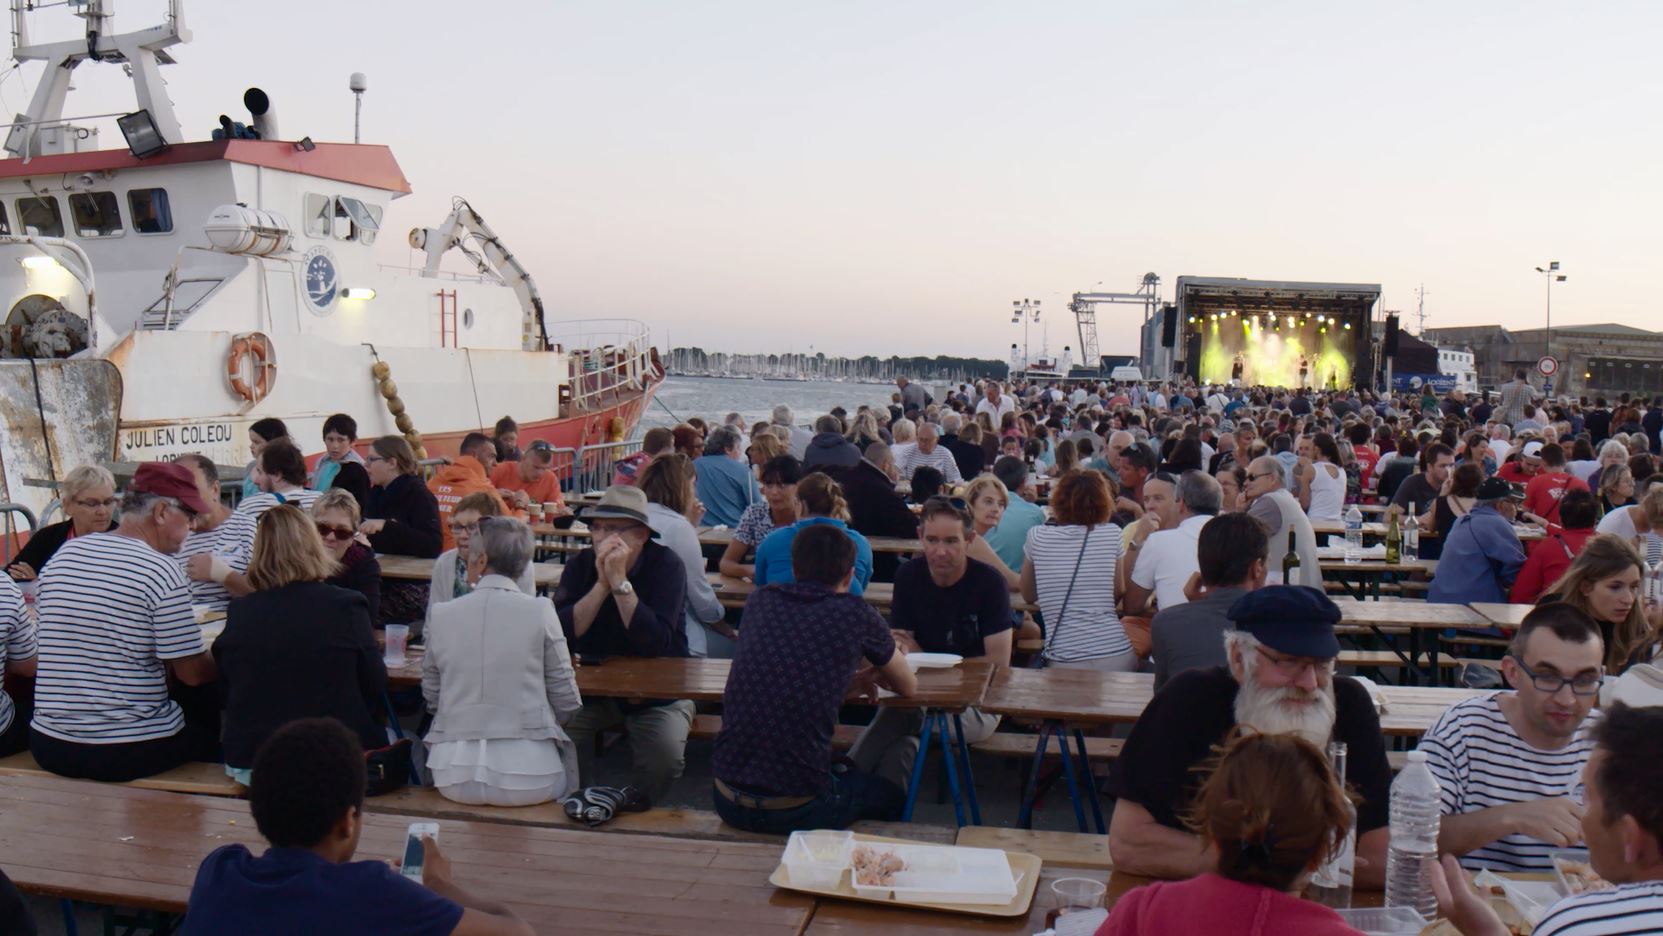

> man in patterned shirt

[
  {"left": 896, "top": 422, "right": 963, "bottom": 484},
  {"left": 711, "top": 524, "right": 916, "bottom": 834}
]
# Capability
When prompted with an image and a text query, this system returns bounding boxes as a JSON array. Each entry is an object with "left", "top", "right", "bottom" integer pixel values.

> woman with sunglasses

[
  {"left": 6, "top": 464, "right": 117, "bottom": 581},
  {"left": 312, "top": 489, "right": 380, "bottom": 622},
  {"left": 428, "top": 492, "right": 534, "bottom": 620}
]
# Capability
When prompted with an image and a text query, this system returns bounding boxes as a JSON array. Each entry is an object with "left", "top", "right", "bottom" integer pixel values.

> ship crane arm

[{"left": 408, "top": 198, "right": 550, "bottom": 351}]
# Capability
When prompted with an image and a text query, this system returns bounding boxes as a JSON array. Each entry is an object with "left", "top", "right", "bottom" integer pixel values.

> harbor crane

[{"left": 1069, "top": 273, "right": 1163, "bottom": 371}]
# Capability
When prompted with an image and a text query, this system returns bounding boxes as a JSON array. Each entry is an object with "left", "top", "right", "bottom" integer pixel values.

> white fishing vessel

[{"left": 0, "top": 0, "right": 661, "bottom": 521}]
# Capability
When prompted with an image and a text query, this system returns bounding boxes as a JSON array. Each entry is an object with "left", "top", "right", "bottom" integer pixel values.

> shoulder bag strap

[{"left": 1043, "top": 526, "right": 1093, "bottom": 661}]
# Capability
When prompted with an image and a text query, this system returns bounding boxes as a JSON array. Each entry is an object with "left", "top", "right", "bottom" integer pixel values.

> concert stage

[{"left": 1149, "top": 277, "right": 1382, "bottom": 389}]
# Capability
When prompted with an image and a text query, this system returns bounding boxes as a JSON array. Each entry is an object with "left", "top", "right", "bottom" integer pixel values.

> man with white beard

[{"left": 1106, "top": 586, "right": 1394, "bottom": 887}]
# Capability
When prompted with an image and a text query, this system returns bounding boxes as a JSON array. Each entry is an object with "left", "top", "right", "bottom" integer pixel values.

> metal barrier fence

[
  {"left": 571, "top": 440, "right": 644, "bottom": 494},
  {"left": 0, "top": 502, "right": 39, "bottom": 567}
]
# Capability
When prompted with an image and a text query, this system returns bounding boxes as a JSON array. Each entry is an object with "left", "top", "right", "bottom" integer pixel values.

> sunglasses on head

[{"left": 316, "top": 522, "right": 355, "bottom": 541}]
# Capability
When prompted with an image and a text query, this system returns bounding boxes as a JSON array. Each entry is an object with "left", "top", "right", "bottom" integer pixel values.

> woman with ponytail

[{"left": 750, "top": 472, "right": 875, "bottom": 595}]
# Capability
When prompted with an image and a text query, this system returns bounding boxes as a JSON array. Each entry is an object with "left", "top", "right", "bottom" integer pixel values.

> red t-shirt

[
  {"left": 1098, "top": 874, "right": 1364, "bottom": 936},
  {"left": 1496, "top": 460, "right": 1535, "bottom": 486},
  {"left": 1352, "top": 445, "right": 1380, "bottom": 489},
  {"left": 1512, "top": 527, "right": 1596, "bottom": 604},
  {"left": 1523, "top": 470, "right": 1588, "bottom": 525}
]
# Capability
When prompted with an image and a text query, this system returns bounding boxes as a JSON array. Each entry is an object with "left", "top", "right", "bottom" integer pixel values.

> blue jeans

[{"left": 713, "top": 761, "right": 905, "bottom": 834}]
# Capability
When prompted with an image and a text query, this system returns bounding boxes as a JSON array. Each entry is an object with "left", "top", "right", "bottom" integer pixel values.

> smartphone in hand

[{"left": 401, "top": 822, "right": 439, "bottom": 883}]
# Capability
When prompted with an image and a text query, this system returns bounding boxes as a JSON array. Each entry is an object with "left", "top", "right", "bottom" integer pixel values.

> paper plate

[{"left": 906, "top": 652, "right": 964, "bottom": 670}]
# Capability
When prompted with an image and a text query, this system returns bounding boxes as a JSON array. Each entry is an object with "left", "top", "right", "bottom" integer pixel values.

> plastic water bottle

[
  {"left": 1385, "top": 751, "right": 1442, "bottom": 920},
  {"left": 1344, "top": 505, "right": 1364, "bottom": 565},
  {"left": 1309, "top": 742, "right": 1356, "bottom": 908}
]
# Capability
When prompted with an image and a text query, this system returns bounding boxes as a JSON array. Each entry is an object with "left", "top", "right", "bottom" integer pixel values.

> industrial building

[{"left": 1423, "top": 324, "right": 1663, "bottom": 398}]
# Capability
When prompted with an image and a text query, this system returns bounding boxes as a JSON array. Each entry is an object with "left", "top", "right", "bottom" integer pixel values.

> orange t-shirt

[
  {"left": 428, "top": 456, "right": 508, "bottom": 550},
  {"left": 490, "top": 461, "right": 564, "bottom": 509}
]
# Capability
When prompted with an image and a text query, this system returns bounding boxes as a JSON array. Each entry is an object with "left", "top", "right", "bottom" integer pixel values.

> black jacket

[
  {"left": 940, "top": 434, "right": 986, "bottom": 480},
  {"left": 212, "top": 582, "right": 387, "bottom": 768},
  {"left": 365, "top": 473, "right": 442, "bottom": 558},
  {"left": 8, "top": 518, "right": 115, "bottom": 578},
  {"left": 330, "top": 461, "right": 372, "bottom": 512},
  {"left": 327, "top": 543, "right": 381, "bottom": 623},
  {"left": 803, "top": 432, "right": 862, "bottom": 474},
  {"left": 842, "top": 460, "right": 919, "bottom": 582}
]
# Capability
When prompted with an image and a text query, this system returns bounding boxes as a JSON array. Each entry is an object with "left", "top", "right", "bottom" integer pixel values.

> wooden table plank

[
  {"left": 1331, "top": 596, "right": 1486, "bottom": 628},
  {"left": 0, "top": 774, "right": 812, "bottom": 934},
  {"left": 377, "top": 553, "right": 564, "bottom": 589},
  {"left": 976, "top": 668, "right": 1480, "bottom": 736},
  {"left": 708, "top": 573, "right": 1038, "bottom": 614},
  {"left": 391, "top": 654, "right": 995, "bottom": 713},
  {"left": 1469, "top": 602, "right": 1531, "bottom": 629}
]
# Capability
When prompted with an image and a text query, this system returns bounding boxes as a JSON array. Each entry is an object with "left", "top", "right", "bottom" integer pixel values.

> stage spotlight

[
  {"left": 1286, "top": 316, "right": 1295, "bottom": 327},
  {"left": 1343, "top": 322, "right": 1352, "bottom": 330}
]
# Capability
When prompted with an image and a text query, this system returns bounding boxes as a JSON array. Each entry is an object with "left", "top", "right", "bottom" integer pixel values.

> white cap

[{"left": 1522, "top": 441, "right": 1544, "bottom": 458}]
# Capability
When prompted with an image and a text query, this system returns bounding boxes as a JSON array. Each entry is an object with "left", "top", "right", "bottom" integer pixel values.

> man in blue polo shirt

[{"left": 182, "top": 718, "right": 531, "bottom": 935}]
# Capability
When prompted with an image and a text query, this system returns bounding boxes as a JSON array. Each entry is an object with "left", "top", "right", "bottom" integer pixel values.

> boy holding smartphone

[{"left": 181, "top": 718, "right": 530, "bottom": 935}]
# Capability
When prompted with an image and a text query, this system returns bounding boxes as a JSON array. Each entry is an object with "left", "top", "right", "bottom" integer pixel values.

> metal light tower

[
  {"left": 1011, "top": 298, "right": 1041, "bottom": 374},
  {"left": 1534, "top": 261, "right": 1567, "bottom": 360}
]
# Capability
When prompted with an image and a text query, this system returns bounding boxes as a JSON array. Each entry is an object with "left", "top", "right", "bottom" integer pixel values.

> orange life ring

[{"left": 227, "top": 332, "right": 276, "bottom": 403}]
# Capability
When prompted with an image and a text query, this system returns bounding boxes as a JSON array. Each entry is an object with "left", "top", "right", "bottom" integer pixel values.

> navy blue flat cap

[{"left": 1227, "top": 586, "right": 1342, "bottom": 659}]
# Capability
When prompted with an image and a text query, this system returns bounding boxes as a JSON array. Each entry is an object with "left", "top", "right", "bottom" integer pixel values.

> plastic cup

[
  {"left": 528, "top": 503, "right": 545, "bottom": 519},
  {"left": 1050, "top": 877, "right": 1105, "bottom": 914},
  {"left": 383, "top": 624, "right": 409, "bottom": 666},
  {"left": 542, "top": 501, "right": 560, "bottom": 515}
]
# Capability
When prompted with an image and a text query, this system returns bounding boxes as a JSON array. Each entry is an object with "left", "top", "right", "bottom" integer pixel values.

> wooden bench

[
  {"left": 0, "top": 751, "right": 243, "bottom": 797},
  {"left": 971, "top": 732, "right": 1123, "bottom": 762}
]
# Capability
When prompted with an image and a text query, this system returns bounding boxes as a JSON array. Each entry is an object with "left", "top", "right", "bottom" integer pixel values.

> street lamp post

[
  {"left": 1534, "top": 261, "right": 1567, "bottom": 363},
  {"left": 1012, "top": 298, "right": 1041, "bottom": 374}
]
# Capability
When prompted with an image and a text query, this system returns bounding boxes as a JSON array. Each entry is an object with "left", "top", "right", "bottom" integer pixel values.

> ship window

[
  {"left": 0, "top": 203, "right": 9, "bottom": 235},
  {"left": 16, "top": 195, "right": 63, "bottom": 237},
  {"left": 69, "top": 191, "right": 124, "bottom": 237},
  {"left": 334, "top": 196, "right": 380, "bottom": 244},
  {"left": 304, "top": 193, "right": 331, "bottom": 238},
  {"left": 128, "top": 188, "right": 173, "bottom": 234}
]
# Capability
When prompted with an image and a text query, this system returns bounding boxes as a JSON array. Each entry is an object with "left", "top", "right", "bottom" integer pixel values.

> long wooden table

[
  {"left": 1470, "top": 601, "right": 1532, "bottom": 629},
  {"left": 707, "top": 572, "right": 1039, "bottom": 614},
  {"left": 0, "top": 773, "right": 812, "bottom": 934},
  {"left": 978, "top": 668, "right": 1480, "bottom": 737},
  {"left": 1332, "top": 596, "right": 1487, "bottom": 682},
  {"left": 376, "top": 553, "right": 565, "bottom": 589}
]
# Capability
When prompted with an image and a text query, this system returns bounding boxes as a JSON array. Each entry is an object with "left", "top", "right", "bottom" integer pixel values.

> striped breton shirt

[
  {"left": 896, "top": 444, "right": 963, "bottom": 485},
  {"left": 236, "top": 486, "right": 322, "bottom": 520},
  {"left": 176, "top": 509, "right": 257, "bottom": 611},
  {"left": 0, "top": 576, "right": 36, "bottom": 734},
  {"left": 1024, "top": 522, "right": 1131, "bottom": 662},
  {"left": 32, "top": 532, "right": 205, "bottom": 744},
  {"left": 1418, "top": 692, "right": 1596, "bottom": 871},
  {"left": 1535, "top": 881, "right": 1663, "bottom": 936}
]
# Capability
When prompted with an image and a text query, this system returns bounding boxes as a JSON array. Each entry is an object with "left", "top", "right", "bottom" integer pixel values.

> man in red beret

[{"left": 29, "top": 461, "right": 221, "bottom": 782}]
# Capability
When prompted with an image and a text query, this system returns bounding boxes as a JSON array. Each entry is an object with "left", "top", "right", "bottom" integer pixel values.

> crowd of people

[{"left": 3, "top": 370, "right": 1663, "bottom": 932}]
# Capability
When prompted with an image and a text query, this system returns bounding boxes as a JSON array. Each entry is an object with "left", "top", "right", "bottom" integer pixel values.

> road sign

[{"left": 1538, "top": 356, "right": 1559, "bottom": 377}]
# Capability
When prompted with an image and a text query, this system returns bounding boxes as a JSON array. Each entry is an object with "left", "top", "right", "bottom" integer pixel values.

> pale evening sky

[{"left": 23, "top": 1, "right": 1663, "bottom": 359}]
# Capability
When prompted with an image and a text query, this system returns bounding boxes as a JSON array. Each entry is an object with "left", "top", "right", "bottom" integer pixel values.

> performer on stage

[
  {"left": 1231, "top": 353, "right": 1245, "bottom": 386},
  {"left": 1298, "top": 355, "right": 1310, "bottom": 389}
]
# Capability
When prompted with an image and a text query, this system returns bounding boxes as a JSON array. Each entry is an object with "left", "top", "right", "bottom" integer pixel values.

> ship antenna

[{"left": 349, "top": 72, "right": 367, "bottom": 143}]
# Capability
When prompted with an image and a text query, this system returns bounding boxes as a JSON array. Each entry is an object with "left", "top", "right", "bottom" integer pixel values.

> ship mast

[{"left": 6, "top": 0, "right": 191, "bottom": 159}]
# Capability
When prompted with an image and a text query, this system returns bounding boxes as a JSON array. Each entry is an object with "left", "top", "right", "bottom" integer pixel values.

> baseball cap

[
  {"left": 131, "top": 461, "right": 213, "bottom": 514},
  {"left": 1227, "top": 586, "right": 1342, "bottom": 659},
  {"left": 1476, "top": 476, "right": 1524, "bottom": 502},
  {"left": 1522, "top": 441, "right": 1544, "bottom": 459}
]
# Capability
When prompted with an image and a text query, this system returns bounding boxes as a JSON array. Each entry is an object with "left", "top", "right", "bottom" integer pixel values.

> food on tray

[
  {"left": 851, "top": 845, "right": 906, "bottom": 886},
  {"left": 1555, "top": 856, "right": 1613, "bottom": 894}
]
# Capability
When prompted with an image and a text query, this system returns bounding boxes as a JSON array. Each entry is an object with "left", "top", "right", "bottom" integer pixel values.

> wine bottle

[
  {"left": 1282, "top": 529, "right": 1301, "bottom": 584},
  {"left": 1385, "top": 510, "right": 1402, "bottom": 564}
]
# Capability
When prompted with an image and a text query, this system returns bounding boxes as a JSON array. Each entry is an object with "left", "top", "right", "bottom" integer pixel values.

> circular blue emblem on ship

[{"left": 303, "top": 246, "right": 338, "bottom": 312}]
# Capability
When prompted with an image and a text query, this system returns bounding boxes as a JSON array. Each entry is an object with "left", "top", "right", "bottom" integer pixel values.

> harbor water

[{"left": 642, "top": 375, "right": 945, "bottom": 430}]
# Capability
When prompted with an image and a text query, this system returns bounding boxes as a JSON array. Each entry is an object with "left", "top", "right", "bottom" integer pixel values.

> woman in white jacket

[
  {"left": 422, "top": 517, "right": 581, "bottom": 806},
  {"left": 638, "top": 455, "right": 730, "bottom": 657}
]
